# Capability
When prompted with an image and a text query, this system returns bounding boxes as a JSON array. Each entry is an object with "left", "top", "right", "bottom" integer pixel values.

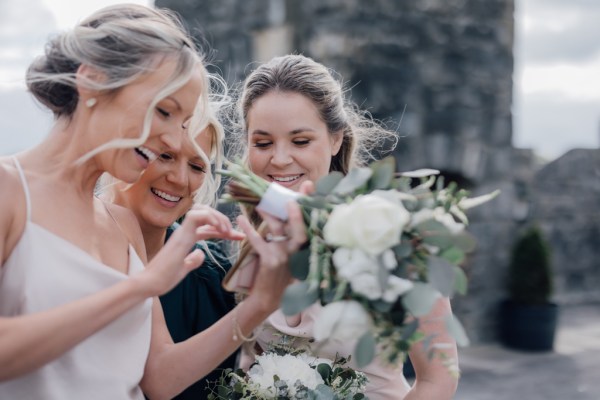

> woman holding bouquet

[
  {"left": 233, "top": 54, "right": 459, "bottom": 399},
  {"left": 0, "top": 5, "right": 305, "bottom": 399}
]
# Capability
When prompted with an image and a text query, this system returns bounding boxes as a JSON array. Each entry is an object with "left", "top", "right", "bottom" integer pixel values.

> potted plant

[{"left": 500, "top": 226, "right": 558, "bottom": 351}]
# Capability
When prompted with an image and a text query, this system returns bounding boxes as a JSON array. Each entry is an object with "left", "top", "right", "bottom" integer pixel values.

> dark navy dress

[{"left": 158, "top": 225, "right": 237, "bottom": 400}]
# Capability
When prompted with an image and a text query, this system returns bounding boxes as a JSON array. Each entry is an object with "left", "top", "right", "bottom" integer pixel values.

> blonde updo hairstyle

[{"left": 26, "top": 3, "right": 216, "bottom": 163}]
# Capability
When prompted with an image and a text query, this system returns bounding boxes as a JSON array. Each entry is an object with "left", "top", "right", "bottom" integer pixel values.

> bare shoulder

[
  {"left": 0, "top": 157, "right": 28, "bottom": 264},
  {"left": 103, "top": 201, "right": 147, "bottom": 263}
]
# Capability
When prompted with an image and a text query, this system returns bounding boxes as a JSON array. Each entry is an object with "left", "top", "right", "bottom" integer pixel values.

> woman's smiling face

[
  {"left": 247, "top": 90, "right": 343, "bottom": 192},
  {"left": 114, "top": 126, "right": 213, "bottom": 231}
]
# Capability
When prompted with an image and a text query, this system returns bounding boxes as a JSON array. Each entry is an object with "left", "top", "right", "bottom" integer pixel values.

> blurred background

[{"left": 1, "top": 0, "right": 599, "bottom": 398}]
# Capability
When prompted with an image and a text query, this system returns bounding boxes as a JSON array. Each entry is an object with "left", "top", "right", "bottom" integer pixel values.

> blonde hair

[
  {"left": 26, "top": 3, "right": 216, "bottom": 164},
  {"left": 188, "top": 106, "right": 226, "bottom": 208}
]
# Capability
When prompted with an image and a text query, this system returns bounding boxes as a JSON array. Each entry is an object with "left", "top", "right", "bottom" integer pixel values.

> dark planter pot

[{"left": 500, "top": 299, "right": 559, "bottom": 351}]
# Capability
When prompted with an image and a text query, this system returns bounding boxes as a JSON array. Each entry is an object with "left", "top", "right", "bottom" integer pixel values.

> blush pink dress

[{"left": 240, "top": 303, "right": 411, "bottom": 399}]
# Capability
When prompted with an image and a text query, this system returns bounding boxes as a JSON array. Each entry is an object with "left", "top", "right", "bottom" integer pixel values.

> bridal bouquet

[
  {"left": 218, "top": 156, "right": 499, "bottom": 366},
  {"left": 208, "top": 338, "right": 368, "bottom": 399}
]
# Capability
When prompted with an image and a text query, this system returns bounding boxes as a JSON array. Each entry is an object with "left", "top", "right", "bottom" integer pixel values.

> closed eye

[
  {"left": 157, "top": 107, "right": 171, "bottom": 118},
  {"left": 190, "top": 163, "right": 206, "bottom": 173},
  {"left": 159, "top": 152, "right": 174, "bottom": 161},
  {"left": 292, "top": 139, "right": 310, "bottom": 146},
  {"left": 253, "top": 141, "right": 272, "bottom": 148}
]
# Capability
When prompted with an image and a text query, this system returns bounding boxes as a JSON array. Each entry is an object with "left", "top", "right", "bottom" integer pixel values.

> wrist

[{"left": 241, "top": 295, "right": 277, "bottom": 320}]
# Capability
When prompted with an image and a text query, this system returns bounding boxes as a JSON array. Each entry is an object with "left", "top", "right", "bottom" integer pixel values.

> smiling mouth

[
  {"left": 135, "top": 146, "right": 158, "bottom": 162},
  {"left": 269, "top": 174, "right": 303, "bottom": 183},
  {"left": 151, "top": 188, "right": 182, "bottom": 203}
]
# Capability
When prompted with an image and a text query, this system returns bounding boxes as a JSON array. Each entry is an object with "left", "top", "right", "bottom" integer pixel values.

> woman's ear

[
  {"left": 76, "top": 64, "right": 105, "bottom": 104},
  {"left": 330, "top": 130, "right": 344, "bottom": 156}
]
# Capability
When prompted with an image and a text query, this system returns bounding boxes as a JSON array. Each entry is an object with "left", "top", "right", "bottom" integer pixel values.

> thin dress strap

[
  {"left": 12, "top": 157, "right": 31, "bottom": 222},
  {"left": 100, "top": 199, "right": 133, "bottom": 251}
]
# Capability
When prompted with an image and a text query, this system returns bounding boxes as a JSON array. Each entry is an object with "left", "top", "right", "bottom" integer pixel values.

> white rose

[
  {"left": 381, "top": 249, "right": 398, "bottom": 270},
  {"left": 313, "top": 300, "right": 373, "bottom": 342},
  {"left": 332, "top": 247, "right": 378, "bottom": 280},
  {"left": 248, "top": 353, "right": 324, "bottom": 397},
  {"left": 350, "top": 273, "right": 382, "bottom": 300},
  {"left": 324, "top": 193, "right": 410, "bottom": 255},
  {"left": 382, "top": 275, "right": 414, "bottom": 303}
]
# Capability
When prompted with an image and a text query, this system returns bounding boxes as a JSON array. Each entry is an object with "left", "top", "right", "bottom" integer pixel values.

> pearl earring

[{"left": 85, "top": 98, "right": 97, "bottom": 108}]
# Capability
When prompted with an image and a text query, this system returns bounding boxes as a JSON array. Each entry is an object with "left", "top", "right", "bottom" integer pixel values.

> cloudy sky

[{"left": 0, "top": 0, "right": 598, "bottom": 161}]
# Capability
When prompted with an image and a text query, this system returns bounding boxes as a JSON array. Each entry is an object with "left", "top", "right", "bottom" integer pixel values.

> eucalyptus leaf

[
  {"left": 422, "top": 233, "right": 454, "bottom": 249},
  {"left": 333, "top": 167, "right": 372, "bottom": 195},
  {"left": 402, "top": 283, "right": 439, "bottom": 317},
  {"left": 393, "top": 242, "right": 413, "bottom": 259},
  {"left": 299, "top": 196, "right": 329, "bottom": 210},
  {"left": 372, "top": 299, "right": 393, "bottom": 313},
  {"left": 355, "top": 331, "right": 376, "bottom": 368},
  {"left": 414, "top": 219, "right": 451, "bottom": 236},
  {"left": 452, "top": 231, "right": 477, "bottom": 253},
  {"left": 393, "top": 177, "right": 413, "bottom": 193},
  {"left": 376, "top": 262, "right": 390, "bottom": 293},
  {"left": 281, "top": 282, "right": 318, "bottom": 316},
  {"left": 316, "top": 171, "right": 345, "bottom": 195},
  {"left": 369, "top": 156, "right": 395, "bottom": 190},
  {"left": 317, "top": 363, "right": 332, "bottom": 381},
  {"left": 445, "top": 314, "right": 470, "bottom": 347},
  {"left": 439, "top": 246, "right": 465, "bottom": 265},
  {"left": 289, "top": 247, "right": 311, "bottom": 280},
  {"left": 314, "top": 384, "right": 336, "bottom": 400},
  {"left": 454, "top": 266, "right": 468, "bottom": 295},
  {"left": 400, "top": 318, "right": 420, "bottom": 341},
  {"left": 428, "top": 256, "right": 456, "bottom": 297}
]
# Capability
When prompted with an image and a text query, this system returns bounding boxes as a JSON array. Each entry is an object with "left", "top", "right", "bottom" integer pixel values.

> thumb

[
  {"left": 183, "top": 249, "right": 205, "bottom": 272},
  {"left": 299, "top": 180, "right": 315, "bottom": 195}
]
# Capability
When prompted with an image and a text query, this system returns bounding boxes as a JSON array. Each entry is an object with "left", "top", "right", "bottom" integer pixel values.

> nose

[
  {"left": 270, "top": 143, "right": 293, "bottom": 168},
  {"left": 160, "top": 129, "right": 184, "bottom": 154},
  {"left": 166, "top": 159, "right": 188, "bottom": 188}
]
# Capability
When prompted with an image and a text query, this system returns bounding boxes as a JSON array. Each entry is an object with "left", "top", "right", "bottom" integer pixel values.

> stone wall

[
  {"left": 530, "top": 149, "right": 600, "bottom": 303},
  {"left": 158, "top": 0, "right": 521, "bottom": 343}
]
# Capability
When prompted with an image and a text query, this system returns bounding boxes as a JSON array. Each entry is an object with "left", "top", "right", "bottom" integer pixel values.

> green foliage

[{"left": 508, "top": 226, "right": 553, "bottom": 305}]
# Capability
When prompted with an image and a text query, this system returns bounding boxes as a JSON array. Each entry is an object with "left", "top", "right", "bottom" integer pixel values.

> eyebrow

[{"left": 250, "top": 128, "right": 315, "bottom": 136}]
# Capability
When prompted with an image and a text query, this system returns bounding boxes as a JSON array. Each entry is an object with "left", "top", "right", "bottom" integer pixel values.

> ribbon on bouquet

[{"left": 255, "top": 183, "right": 300, "bottom": 221}]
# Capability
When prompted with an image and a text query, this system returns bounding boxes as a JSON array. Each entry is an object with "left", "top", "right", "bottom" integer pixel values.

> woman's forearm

[
  {"left": 141, "top": 297, "right": 272, "bottom": 399},
  {"left": 0, "top": 277, "right": 149, "bottom": 381}
]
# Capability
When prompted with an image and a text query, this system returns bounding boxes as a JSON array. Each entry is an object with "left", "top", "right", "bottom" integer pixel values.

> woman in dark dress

[{"left": 105, "top": 115, "right": 236, "bottom": 399}]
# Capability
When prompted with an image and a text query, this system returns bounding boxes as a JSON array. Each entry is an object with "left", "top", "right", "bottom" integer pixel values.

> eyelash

[
  {"left": 252, "top": 139, "right": 311, "bottom": 148},
  {"left": 157, "top": 107, "right": 171, "bottom": 118},
  {"left": 158, "top": 153, "right": 206, "bottom": 173},
  {"left": 190, "top": 164, "right": 206, "bottom": 173}
]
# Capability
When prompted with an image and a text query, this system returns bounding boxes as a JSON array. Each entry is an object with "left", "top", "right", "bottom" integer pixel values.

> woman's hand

[
  {"left": 134, "top": 205, "right": 245, "bottom": 297},
  {"left": 405, "top": 297, "right": 459, "bottom": 400},
  {"left": 236, "top": 201, "right": 307, "bottom": 314}
]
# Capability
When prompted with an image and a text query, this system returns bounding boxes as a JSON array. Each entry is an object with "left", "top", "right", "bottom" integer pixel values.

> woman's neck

[
  {"left": 23, "top": 129, "right": 103, "bottom": 199},
  {"left": 142, "top": 224, "right": 168, "bottom": 261}
]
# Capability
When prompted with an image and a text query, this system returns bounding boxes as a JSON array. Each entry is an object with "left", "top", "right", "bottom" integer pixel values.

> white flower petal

[
  {"left": 458, "top": 189, "right": 501, "bottom": 210},
  {"left": 400, "top": 168, "right": 440, "bottom": 178}
]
